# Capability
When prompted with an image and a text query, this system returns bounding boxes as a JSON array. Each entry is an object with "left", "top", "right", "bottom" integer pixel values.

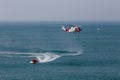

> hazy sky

[{"left": 0, "top": 0, "right": 120, "bottom": 22}]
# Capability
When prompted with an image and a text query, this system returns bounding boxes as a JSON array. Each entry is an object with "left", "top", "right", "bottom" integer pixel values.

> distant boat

[{"left": 97, "top": 28, "right": 100, "bottom": 30}]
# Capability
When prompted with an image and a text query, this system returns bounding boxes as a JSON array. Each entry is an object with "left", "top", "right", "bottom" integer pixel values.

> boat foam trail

[
  {"left": 0, "top": 50, "right": 83, "bottom": 63},
  {"left": 35, "top": 53, "right": 61, "bottom": 63},
  {"left": 33, "top": 51, "right": 82, "bottom": 63}
]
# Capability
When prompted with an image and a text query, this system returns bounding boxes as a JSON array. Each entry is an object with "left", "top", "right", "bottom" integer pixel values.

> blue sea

[{"left": 0, "top": 22, "right": 120, "bottom": 80}]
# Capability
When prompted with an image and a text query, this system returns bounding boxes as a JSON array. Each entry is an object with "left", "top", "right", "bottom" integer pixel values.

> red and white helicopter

[{"left": 62, "top": 24, "right": 82, "bottom": 33}]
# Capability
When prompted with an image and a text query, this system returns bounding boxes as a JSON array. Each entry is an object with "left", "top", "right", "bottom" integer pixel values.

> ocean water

[{"left": 0, "top": 22, "right": 120, "bottom": 80}]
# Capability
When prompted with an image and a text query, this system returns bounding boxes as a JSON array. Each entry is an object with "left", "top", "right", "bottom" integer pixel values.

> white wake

[
  {"left": 0, "top": 50, "right": 83, "bottom": 63},
  {"left": 34, "top": 53, "right": 61, "bottom": 63}
]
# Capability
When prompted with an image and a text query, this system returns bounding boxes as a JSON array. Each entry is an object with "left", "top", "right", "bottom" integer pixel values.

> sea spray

[{"left": 0, "top": 49, "right": 83, "bottom": 63}]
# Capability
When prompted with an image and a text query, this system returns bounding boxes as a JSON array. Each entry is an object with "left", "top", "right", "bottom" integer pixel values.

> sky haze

[{"left": 0, "top": 0, "right": 120, "bottom": 22}]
